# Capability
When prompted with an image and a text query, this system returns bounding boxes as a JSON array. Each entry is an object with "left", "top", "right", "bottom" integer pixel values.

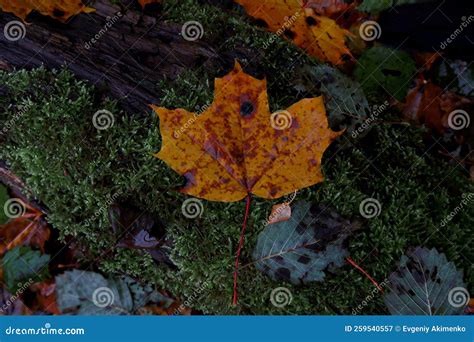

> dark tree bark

[{"left": 0, "top": 0, "right": 223, "bottom": 114}]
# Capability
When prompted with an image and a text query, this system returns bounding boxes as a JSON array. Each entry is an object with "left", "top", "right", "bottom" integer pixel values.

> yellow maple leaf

[
  {"left": 235, "top": 0, "right": 353, "bottom": 65},
  {"left": 152, "top": 62, "right": 342, "bottom": 202}
]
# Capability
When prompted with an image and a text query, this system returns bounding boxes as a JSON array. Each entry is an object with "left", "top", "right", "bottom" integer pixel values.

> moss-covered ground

[{"left": 0, "top": 0, "right": 472, "bottom": 314}]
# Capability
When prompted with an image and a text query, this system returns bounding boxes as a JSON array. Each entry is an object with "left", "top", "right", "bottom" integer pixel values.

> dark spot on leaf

[
  {"left": 274, "top": 255, "right": 285, "bottom": 265},
  {"left": 305, "top": 17, "right": 318, "bottom": 26},
  {"left": 240, "top": 101, "right": 254, "bottom": 117},
  {"left": 283, "top": 29, "right": 296, "bottom": 40},
  {"left": 341, "top": 54, "right": 352, "bottom": 62},
  {"left": 275, "top": 267, "right": 291, "bottom": 282},
  {"left": 297, "top": 255, "right": 311, "bottom": 264},
  {"left": 182, "top": 170, "right": 197, "bottom": 189},
  {"left": 296, "top": 223, "right": 307, "bottom": 235}
]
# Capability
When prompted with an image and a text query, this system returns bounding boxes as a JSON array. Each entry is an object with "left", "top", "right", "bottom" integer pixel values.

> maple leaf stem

[
  {"left": 346, "top": 256, "right": 383, "bottom": 292},
  {"left": 233, "top": 194, "right": 252, "bottom": 305}
]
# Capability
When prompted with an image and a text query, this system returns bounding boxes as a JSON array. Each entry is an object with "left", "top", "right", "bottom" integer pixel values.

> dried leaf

[
  {"left": 109, "top": 204, "right": 175, "bottom": 267},
  {"left": 138, "top": 0, "right": 161, "bottom": 8},
  {"left": 0, "top": 0, "right": 95, "bottom": 22},
  {"left": 109, "top": 204, "right": 165, "bottom": 250},
  {"left": 400, "top": 78, "right": 473, "bottom": 134},
  {"left": 384, "top": 247, "right": 466, "bottom": 315},
  {"left": 0, "top": 214, "right": 50, "bottom": 256},
  {"left": 253, "top": 201, "right": 358, "bottom": 284},
  {"left": 268, "top": 203, "right": 292, "bottom": 224},
  {"left": 153, "top": 62, "right": 342, "bottom": 202},
  {"left": 234, "top": 1, "right": 353, "bottom": 65},
  {"left": 30, "top": 281, "right": 60, "bottom": 315}
]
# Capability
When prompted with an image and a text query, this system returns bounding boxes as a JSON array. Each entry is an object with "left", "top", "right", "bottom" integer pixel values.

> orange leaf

[
  {"left": 0, "top": 0, "right": 95, "bottom": 22},
  {"left": 138, "top": 0, "right": 161, "bottom": 8},
  {"left": 400, "top": 78, "right": 473, "bottom": 134},
  {"left": 153, "top": 62, "right": 342, "bottom": 202},
  {"left": 0, "top": 215, "right": 50, "bottom": 256},
  {"left": 267, "top": 203, "right": 292, "bottom": 224},
  {"left": 234, "top": 0, "right": 352, "bottom": 65},
  {"left": 30, "top": 281, "right": 60, "bottom": 315}
]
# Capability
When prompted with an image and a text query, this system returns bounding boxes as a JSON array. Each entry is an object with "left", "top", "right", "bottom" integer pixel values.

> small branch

[
  {"left": 346, "top": 256, "right": 383, "bottom": 292},
  {"left": 232, "top": 194, "right": 251, "bottom": 305}
]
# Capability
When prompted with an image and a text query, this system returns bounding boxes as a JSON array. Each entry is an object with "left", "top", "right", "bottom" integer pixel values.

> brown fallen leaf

[
  {"left": 0, "top": 210, "right": 50, "bottom": 256},
  {"left": 414, "top": 52, "right": 441, "bottom": 71},
  {"left": 138, "top": 0, "right": 161, "bottom": 8},
  {"left": 29, "top": 281, "right": 60, "bottom": 315},
  {"left": 399, "top": 77, "right": 473, "bottom": 134},
  {"left": 267, "top": 203, "right": 292, "bottom": 224}
]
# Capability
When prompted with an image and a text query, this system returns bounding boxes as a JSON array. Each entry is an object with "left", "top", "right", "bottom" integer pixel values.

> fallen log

[{"left": 0, "top": 0, "right": 222, "bottom": 114}]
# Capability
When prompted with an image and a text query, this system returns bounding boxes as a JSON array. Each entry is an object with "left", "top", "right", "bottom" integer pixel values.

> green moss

[{"left": 0, "top": 0, "right": 472, "bottom": 315}]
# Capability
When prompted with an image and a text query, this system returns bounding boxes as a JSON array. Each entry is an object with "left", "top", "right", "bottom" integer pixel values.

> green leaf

[
  {"left": 358, "top": 0, "right": 393, "bottom": 13},
  {"left": 384, "top": 247, "right": 467, "bottom": 315},
  {"left": 355, "top": 47, "right": 416, "bottom": 101},
  {"left": 252, "top": 201, "right": 359, "bottom": 284},
  {"left": 305, "top": 65, "right": 370, "bottom": 133},
  {"left": 55, "top": 270, "right": 174, "bottom": 315},
  {"left": 0, "top": 185, "right": 10, "bottom": 225},
  {"left": 3, "top": 246, "right": 50, "bottom": 293}
]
